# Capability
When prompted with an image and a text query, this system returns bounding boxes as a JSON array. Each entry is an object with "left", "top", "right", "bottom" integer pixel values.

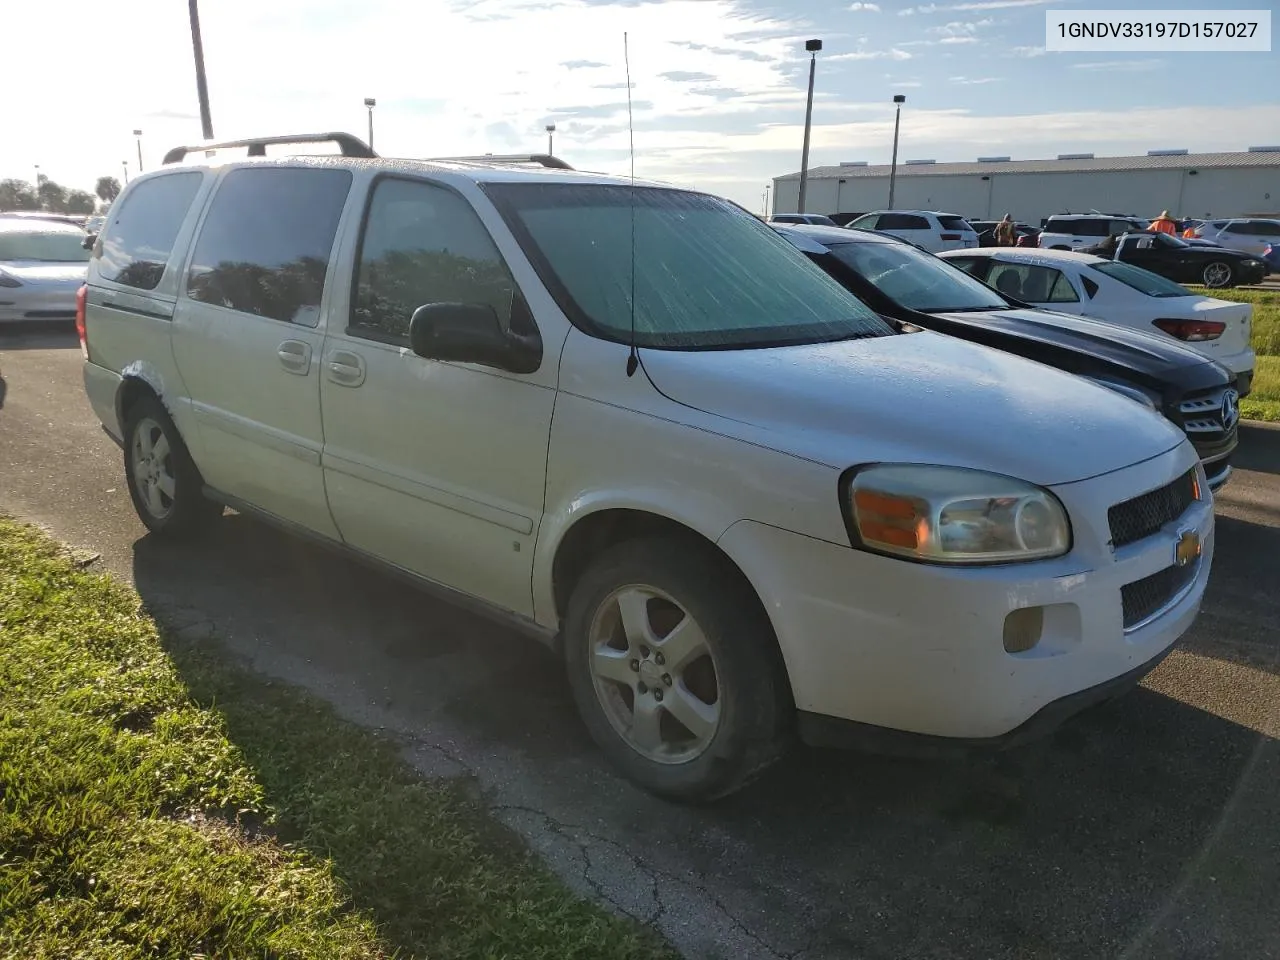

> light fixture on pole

[
  {"left": 888, "top": 94, "right": 906, "bottom": 210},
  {"left": 763, "top": 183, "right": 772, "bottom": 217},
  {"left": 188, "top": 0, "right": 214, "bottom": 139},
  {"left": 133, "top": 129, "right": 144, "bottom": 172},
  {"left": 797, "top": 38, "right": 822, "bottom": 215},
  {"left": 546, "top": 123, "right": 556, "bottom": 155},
  {"left": 364, "top": 98, "right": 377, "bottom": 151}
]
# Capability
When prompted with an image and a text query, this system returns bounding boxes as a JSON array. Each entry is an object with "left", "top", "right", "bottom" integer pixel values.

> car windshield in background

[
  {"left": 0, "top": 231, "right": 90, "bottom": 263},
  {"left": 1091, "top": 261, "right": 1190, "bottom": 298},
  {"left": 825, "top": 240, "right": 1008, "bottom": 313},
  {"left": 485, "top": 183, "right": 893, "bottom": 349},
  {"left": 937, "top": 216, "right": 971, "bottom": 232}
]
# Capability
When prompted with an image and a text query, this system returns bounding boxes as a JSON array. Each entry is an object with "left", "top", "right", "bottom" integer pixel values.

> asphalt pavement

[{"left": 2, "top": 323, "right": 1278, "bottom": 960}]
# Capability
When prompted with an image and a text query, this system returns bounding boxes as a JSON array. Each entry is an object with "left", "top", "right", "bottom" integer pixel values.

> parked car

[
  {"left": 1105, "top": 232, "right": 1267, "bottom": 289},
  {"left": 0, "top": 219, "right": 91, "bottom": 322},
  {"left": 1194, "top": 218, "right": 1280, "bottom": 258},
  {"left": 969, "top": 220, "right": 1040, "bottom": 248},
  {"left": 0, "top": 210, "right": 88, "bottom": 228},
  {"left": 769, "top": 213, "right": 839, "bottom": 227},
  {"left": 1038, "top": 214, "right": 1150, "bottom": 251},
  {"left": 775, "top": 225, "right": 1239, "bottom": 488},
  {"left": 844, "top": 210, "right": 979, "bottom": 252},
  {"left": 939, "top": 248, "right": 1255, "bottom": 396},
  {"left": 82, "top": 133, "right": 1215, "bottom": 801}
]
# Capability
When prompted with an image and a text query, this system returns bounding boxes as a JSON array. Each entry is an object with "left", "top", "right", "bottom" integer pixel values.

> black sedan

[
  {"left": 773, "top": 224, "right": 1240, "bottom": 488},
  {"left": 969, "top": 220, "right": 1040, "bottom": 248},
  {"left": 1108, "top": 232, "right": 1267, "bottom": 288}
]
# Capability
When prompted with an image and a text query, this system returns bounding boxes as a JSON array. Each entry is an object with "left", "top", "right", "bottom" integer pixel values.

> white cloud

[
  {"left": 1009, "top": 45, "right": 1047, "bottom": 57},
  {"left": 928, "top": 18, "right": 994, "bottom": 36},
  {"left": 901, "top": 0, "right": 1054, "bottom": 13},
  {"left": 948, "top": 76, "right": 1003, "bottom": 84},
  {"left": 1070, "top": 59, "right": 1165, "bottom": 73},
  {"left": 848, "top": 1, "right": 881, "bottom": 9},
  {"left": 828, "top": 48, "right": 914, "bottom": 61}
]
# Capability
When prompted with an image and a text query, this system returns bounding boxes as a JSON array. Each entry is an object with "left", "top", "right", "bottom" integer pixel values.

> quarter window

[
  {"left": 849, "top": 214, "right": 880, "bottom": 230},
  {"left": 97, "top": 172, "right": 203, "bottom": 290},
  {"left": 185, "top": 167, "right": 352, "bottom": 326},
  {"left": 351, "top": 178, "right": 520, "bottom": 343}
]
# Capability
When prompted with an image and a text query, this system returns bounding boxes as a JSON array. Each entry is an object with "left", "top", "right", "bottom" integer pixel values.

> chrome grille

[
  {"left": 1179, "top": 388, "right": 1234, "bottom": 434},
  {"left": 1122, "top": 562, "right": 1198, "bottom": 630},
  {"left": 1107, "top": 469, "right": 1198, "bottom": 548}
]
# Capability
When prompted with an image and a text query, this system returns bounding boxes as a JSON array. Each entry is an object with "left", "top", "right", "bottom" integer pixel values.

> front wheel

[
  {"left": 563, "top": 537, "right": 792, "bottom": 802},
  {"left": 1202, "top": 261, "right": 1234, "bottom": 288},
  {"left": 123, "top": 393, "right": 222, "bottom": 537}
]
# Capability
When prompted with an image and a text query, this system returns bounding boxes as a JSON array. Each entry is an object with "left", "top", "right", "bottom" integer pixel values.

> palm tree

[{"left": 95, "top": 176, "right": 122, "bottom": 205}]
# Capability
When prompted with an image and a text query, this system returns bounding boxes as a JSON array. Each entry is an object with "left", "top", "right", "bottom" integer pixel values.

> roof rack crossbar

[
  {"left": 162, "top": 132, "right": 377, "bottom": 165},
  {"left": 428, "top": 153, "right": 574, "bottom": 170}
]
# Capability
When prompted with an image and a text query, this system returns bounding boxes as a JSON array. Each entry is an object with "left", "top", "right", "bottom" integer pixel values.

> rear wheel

[
  {"left": 1202, "top": 261, "right": 1234, "bottom": 288},
  {"left": 563, "top": 537, "right": 792, "bottom": 802},
  {"left": 123, "top": 393, "right": 221, "bottom": 537}
]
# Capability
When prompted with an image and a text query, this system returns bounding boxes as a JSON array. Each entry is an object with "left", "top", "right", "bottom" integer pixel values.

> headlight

[
  {"left": 1083, "top": 376, "right": 1158, "bottom": 411},
  {"left": 843, "top": 464, "right": 1071, "bottom": 564}
]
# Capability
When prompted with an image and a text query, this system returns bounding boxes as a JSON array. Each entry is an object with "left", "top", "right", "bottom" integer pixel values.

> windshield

[
  {"left": 484, "top": 183, "right": 893, "bottom": 349},
  {"left": 824, "top": 239, "right": 1008, "bottom": 312},
  {"left": 1091, "top": 261, "right": 1190, "bottom": 298},
  {"left": 0, "top": 230, "right": 90, "bottom": 263}
]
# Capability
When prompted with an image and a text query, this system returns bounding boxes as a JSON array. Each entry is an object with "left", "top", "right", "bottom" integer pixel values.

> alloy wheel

[
  {"left": 588, "top": 584, "right": 722, "bottom": 764},
  {"left": 130, "top": 417, "right": 176, "bottom": 520}
]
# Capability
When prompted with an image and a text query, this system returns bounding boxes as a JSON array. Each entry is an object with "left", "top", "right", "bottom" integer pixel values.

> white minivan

[{"left": 80, "top": 134, "right": 1213, "bottom": 802}]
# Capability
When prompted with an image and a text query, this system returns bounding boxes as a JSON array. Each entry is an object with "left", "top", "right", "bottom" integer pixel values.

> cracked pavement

[{"left": 2, "top": 325, "right": 1279, "bottom": 959}]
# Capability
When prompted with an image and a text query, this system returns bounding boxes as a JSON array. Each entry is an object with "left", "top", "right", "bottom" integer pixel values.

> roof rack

[
  {"left": 428, "top": 153, "right": 574, "bottom": 170},
  {"left": 162, "top": 132, "right": 377, "bottom": 165}
]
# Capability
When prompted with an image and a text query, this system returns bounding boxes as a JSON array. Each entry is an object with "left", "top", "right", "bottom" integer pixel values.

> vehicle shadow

[
  {"left": 1235, "top": 421, "right": 1280, "bottom": 476},
  {"left": 131, "top": 513, "right": 1280, "bottom": 960},
  {"left": 0, "top": 320, "right": 78, "bottom": 350}
]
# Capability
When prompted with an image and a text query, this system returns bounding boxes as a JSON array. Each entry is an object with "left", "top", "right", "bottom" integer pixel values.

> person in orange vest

[
  {"left": 1149, "top": 210, "right": 1178, "bottom": 235},
  {"left": 1181, "top": 223, "right": 1197, "bottom": 238}
]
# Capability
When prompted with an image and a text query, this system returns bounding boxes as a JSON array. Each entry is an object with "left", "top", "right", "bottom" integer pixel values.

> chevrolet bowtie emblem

[{"left": 1173, "top": 528, "right": 1201, "bottom": 567}]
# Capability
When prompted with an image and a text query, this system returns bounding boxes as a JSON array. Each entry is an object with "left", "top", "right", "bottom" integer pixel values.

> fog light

[{"left": 1003, "top": 606, "right": 1044, "bottom": 654}]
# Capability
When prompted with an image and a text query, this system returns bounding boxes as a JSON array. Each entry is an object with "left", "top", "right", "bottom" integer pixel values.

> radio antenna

[{"left": 624, "top": 30, "right": 639, "bottom": 377}]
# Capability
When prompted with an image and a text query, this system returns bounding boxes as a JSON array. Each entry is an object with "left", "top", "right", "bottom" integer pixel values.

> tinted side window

[
  {"left": 1224, "top": 222, "right": 1250, "bottom": 234},
  {"left": 351, "top": 178, "right": 520, "bottom": 343},
  {"left": 1081, "top": 275, "right": 1100, "bottom": 298},
  {"left": 1246, "top": 221, "right": 1280, "bottom": 236},
  {"left": 946, "top": 257, "right": 985, "bottom": 278},
  {"left": 879, "top": 213, "right": 929, "bottom": 230},
  {"left": 772, "top": 215, "right": 802, "bottom": 224},
  {"left": 186, "top": 167, "right": 352, "bottom": 326},
  {"left": 1074, "top": 219, "right": 1108, "bottom": 237},
  {"left": 97, "top": 173, "right": 203, "bottom": 290},
  {"left": 850, "top": 214, "right": 880, "bottom": 229},
  {"left": 987, "top": 263, "right": 1075, "bottom": 302},
  {"left": 937, "top": 215, "right": 970, "bottom": 231}
]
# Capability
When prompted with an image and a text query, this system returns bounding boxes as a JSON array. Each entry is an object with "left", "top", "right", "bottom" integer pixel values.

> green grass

[
  {"left": 0, "top": 517, "right": 674, "bottom": 960},
  {"left": 1185, "top": 285, "right": 1280, "bottom": 421}
]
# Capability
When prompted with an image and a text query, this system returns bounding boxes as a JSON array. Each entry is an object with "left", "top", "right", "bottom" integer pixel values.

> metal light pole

[
  {"left": 546, "top": 123, "right": 556, "bottom": 155},
  {"left": 133, "top": 129, "right": 144, "bottom": 172},
  {"left": 189, "top": 0, "right": 214, "bottom": 140},
  {"left": 122, "top": 160, "right": 129, "bottom": 185},
  {"left": 34, "top": 165, "right": 41, "bottom": 208},
  {"left": 797, "top": 38, "right": 822, "bottom": 215},
  {"left": 887, "top": 94, "right": 906, "bottom": 210},
  {"left": 364, "top": 98, "right": 377, "bottom": 151},
  {"left": 763, "top": 183, "right": 772, "bottom": 217}
]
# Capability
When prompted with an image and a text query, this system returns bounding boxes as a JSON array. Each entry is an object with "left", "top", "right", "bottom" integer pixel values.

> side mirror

[
  {"left": 82, "top": 233, "right": 98, "bottom": 250},
  {"left": 408, "top": 302, "right": 541, "bottom": 374}
]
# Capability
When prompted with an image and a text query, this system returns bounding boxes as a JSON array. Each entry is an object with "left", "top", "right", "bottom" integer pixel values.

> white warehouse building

[{"left": 771, "top": 148, "right": 1280, "bottom": 225}]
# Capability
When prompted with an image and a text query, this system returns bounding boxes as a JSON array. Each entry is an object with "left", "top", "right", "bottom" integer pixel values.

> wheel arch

[{"left": 115, "top": 361, "right": 171, "bottom": 429}]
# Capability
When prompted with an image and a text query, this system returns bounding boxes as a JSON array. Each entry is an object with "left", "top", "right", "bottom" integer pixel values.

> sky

[{"left": 3, "top": 0, "right": 1277, "bottom": 210}]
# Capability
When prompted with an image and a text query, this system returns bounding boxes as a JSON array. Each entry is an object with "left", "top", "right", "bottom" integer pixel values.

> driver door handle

[{"left": 326, "top": 349, "right": 366, "bottom": 387}]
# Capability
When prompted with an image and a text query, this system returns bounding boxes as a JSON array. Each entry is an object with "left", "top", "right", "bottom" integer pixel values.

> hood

[
  {"left": 1, "top": 261, "right": 88, "bottom": 284},
  {"left": 640, "top": 331, "right": 1185, "bottom": 487},
  {"left": 926, "top": 307, "right": 1229, "bottom": 388}
]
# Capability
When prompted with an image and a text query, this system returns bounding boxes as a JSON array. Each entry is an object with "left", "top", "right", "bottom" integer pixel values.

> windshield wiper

[{"left": 930, "top": 305, "right": 1008, "bottom": 313}]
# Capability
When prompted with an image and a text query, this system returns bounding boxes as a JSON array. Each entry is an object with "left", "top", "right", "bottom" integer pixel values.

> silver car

[
  {"left": 1195, "top": 218, "right": 1280, "bottom": 258},
  {"left": 0, "top": 220, "right": 90, "bottom": 322}
]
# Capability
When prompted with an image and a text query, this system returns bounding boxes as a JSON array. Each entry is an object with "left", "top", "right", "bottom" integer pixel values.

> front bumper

[
  {"left": 718, "top": 444, "right": 1212, "bottom": 742},
  {"left": 1236, "top": 368, "right": 1254, "bottom": 398}
]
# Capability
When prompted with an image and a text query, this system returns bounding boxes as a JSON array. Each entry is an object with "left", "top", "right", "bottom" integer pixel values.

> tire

[
  {"left": 123, "top": 392, "right": 222, "bottom": 537},
  {"left": 1202, "top": 261, "right": 1234, "bottom": 288},
  {"left": 563, "top": 536, "right": 792, "bottom": 802}
]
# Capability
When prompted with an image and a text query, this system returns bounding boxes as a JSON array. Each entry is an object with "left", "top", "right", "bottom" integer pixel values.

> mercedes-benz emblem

[{"left": 1221, "top": 389, "right": 1240, "bottom": 430}]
